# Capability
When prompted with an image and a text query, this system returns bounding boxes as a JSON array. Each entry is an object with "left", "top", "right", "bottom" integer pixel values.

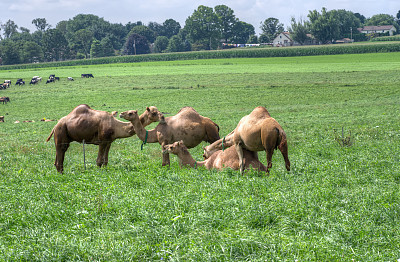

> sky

[{"left": 0, "top": 0, "right": 398, "bottom": 35}]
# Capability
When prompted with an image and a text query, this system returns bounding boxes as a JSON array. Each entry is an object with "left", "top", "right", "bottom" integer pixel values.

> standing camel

[
  {"left": 203, "top": 106, "right": 290, "bottom": 174},
  {"left": 119, "top": 107, "right": 220, "bottom": 166},
  {"left": 46, "top": 104, "right": 163, "bottom": 173},
  {"left": 164, "top": 140, "right": 268, "bottom": 173}
]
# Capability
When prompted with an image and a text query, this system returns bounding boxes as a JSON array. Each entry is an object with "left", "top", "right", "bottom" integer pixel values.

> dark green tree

[
  {"left": 43, "top": 28, "right": 69, "bottom": 61},
  {"left": 260, "top": 17, "right": 284, "bottom": 41},
  {"left": 162, "top": 19, "right": 181, "bottom": 38},
  {"left": 123, "top": 33, "right": 150, "bottom": 55},
  {"left": 308, "top": 8, "right": 340, "bottom": 43},
  {"left": 167, "top": 35, "right": 185, "bottom": 52},
  {"left": 0, "top": 40, "right": 21, "bottom": 65},
  {"left": 154, "top": 36, "right": 169, "bottom": 53},
  {"left": 21, "top": 41, "right": 43, "bottom": 63},
  {"left": 214, "top": 5, "right": 237, "bottom": 43},
  {"left": 100, "top": 37, "right": 115, "bottom": 56},
  {"left": 72, "top": 29, "right": 94, "bottom": 58},
  {"left": 231, "top": 21, "right": 255, "bottom": 43},
  {"left": 289, "top": 17, "right": 310, "bottom": 45},
  {"left": 32, "top": 18, "right": 50, "bottom": 32},
  {"left": 90, "top": 39, "right": 103, "bottom": 58},
  {"left": 184, "top": 5, "right": 221, "bottom": 50},
  {"left": 129, "top": 25, "right": 156, "bottom": 43},
  {"left": 2, "top": 20, "right": 18, "bottom": 38}
]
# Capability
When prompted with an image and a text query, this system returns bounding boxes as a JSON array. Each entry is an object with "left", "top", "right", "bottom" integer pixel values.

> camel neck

[
  {"left": 177, "top": 149, "right": 203, "bottom": 168},
  {"left": 114, "top": 120, "right": 135, "bottom": 138}
]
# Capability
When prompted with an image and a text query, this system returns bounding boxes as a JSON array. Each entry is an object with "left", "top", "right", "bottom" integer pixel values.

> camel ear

[{"left": 146, "top": 107, "right": 150, "bottom": 111}]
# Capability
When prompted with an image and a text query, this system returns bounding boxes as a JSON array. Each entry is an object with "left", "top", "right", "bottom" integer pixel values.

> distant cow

[
  {"left": 67, "top": 77, "right": 74, "bottom": 81},
  {"left": 46, "top": 79, "right": 54, "bottom": 84},
  {"left": 4, "top": 80, "right": 11, "bottom": 85},
  {"left": 81, "top": 73, "right": 94, "bottom": 78},
  {"left": 0, "top": 96, "right": 10, "bottom": 104},
  {"left": 30, "top": 79, "right": 39, "bottom": 85},
  {"left": 1, "top": 83, "right": 9, "bottom": 89},
  {"left": 16, "top": 79, "right": 25, "bottom": 86}
]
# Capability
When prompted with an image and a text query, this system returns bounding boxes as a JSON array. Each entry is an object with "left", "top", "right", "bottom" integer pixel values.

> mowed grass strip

[{"left": 0, "top": 53, "right": 399, "bottom": 260}]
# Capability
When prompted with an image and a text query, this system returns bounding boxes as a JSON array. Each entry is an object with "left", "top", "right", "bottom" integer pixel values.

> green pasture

[{"left": 0, "top": 52, "right": 399, "bottom": 261}]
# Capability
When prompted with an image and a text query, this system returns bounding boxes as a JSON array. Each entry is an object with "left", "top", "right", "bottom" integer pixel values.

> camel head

[
  {"left": 119, "top": 110, "right": 139, "bottom": 122},
  {"left": 143, "top": 106, "right": 165, "bottom": 125},
  {"left": 162, "top": 140, "right": 187, "bottom": 155}
]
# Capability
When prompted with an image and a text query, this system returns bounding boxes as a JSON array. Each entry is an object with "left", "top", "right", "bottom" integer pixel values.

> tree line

[{"left": 0, "top": 5, "right": 399, "bottom": 65}]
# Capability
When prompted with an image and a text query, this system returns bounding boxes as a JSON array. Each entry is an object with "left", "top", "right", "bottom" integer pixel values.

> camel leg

[
  {"left": 97, "top": 143, "right": 112, "bottom": 167},
  {"left": 265, "top": 147, "right": 274, "bottom": 172},
  {"left": 161, "top": 144, "right": 170, "bottom": 166},
  {"left": 278, "top": 141, "right": 290, "bottom": 171},
  {"left": 55, "top": 142, "right": 69, "bottom": 173},
  {"left": 235, "top": 143, "right": 244, "bottom": 174},
  {"left": 97, "top": 143, "right": 111, "bottom": 167}
]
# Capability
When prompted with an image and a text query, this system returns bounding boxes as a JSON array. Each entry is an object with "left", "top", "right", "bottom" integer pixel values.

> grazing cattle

[
  {"left": 46, "top": 79, "right": 54, "bottom": 84},
  {"left": 1, "top": 83, "right": 9, "bottom": 89},
  {"left": 0, "top": 97, "right": 10, "bottom": 104},
  {"left": 81, "top": 74, "right": 94, "bottom": 78},
  {"left": 4, "top": 80, "right": 11, "bottom": 85},
  {"left": 55, "top": 77, "right": 60, "bottom": 81},
  {"left": 30, "top": 79, "right": 39, "bottom": 85},
  {"left": 67, "top": 77, "right": 74, "bottom": 81},
  {"left": 16, "top": 79, "right": 25, "bottom": 86},
  {"left": 0, "top": 116, "right": 4, "bottom": 122}
]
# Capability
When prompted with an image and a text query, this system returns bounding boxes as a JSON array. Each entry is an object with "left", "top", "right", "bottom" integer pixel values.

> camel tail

[{"left": 46, "top": 128, "right": 54, "bottom": 142}]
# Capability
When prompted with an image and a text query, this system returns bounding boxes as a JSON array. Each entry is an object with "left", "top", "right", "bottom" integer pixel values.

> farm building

[
  {"left": 272, "top": 32, "right": 318, "bottom": 47},
  {"left": 357, "top": 25, "right": 397, "bottom": 36}
]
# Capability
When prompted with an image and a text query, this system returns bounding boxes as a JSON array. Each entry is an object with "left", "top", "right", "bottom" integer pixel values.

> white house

[
  {"left": 272, "top": 32, "right": 293, "bottom": 47},
  {"left": 357, "top": 25, "right": 397, "bottom": 36}
]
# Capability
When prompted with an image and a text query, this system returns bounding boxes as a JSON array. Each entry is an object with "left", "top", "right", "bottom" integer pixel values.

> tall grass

[{"left": 0, "top": 53, "right": 399, "bottom": 260}]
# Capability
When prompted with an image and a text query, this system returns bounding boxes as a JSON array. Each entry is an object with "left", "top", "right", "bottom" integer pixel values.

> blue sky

[{"left": 1, "top": 0, "right": 398, "bottom": 34}]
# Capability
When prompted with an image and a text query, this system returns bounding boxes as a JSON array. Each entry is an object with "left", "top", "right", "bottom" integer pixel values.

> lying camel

[
  {"left": 203, "top": 106, "right": 290, "bottom": 174},
  {"left": 46, "top": 104, "right": 163, "bottom": 173},
  {"left": 119, "top": 107, "right": 220, "bottom": 166},
  {"left": 164, "top": 140, "right": 267, "bottom": 173}
]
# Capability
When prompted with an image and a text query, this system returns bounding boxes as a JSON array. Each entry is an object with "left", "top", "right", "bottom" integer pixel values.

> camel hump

[
  {"left": 73, "top": 104, "right": 92, "bottom": 115},
  {"left": 177, "top": 106, "right": 197, "bottom": 114},
  {"left": 251, "top": 106, "right": 271, "bottom": 118}
]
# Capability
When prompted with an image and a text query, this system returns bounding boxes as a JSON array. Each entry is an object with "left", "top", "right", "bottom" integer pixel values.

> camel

[
  {"left": 203, "top": 106, "right": 290, "bottom": 174},
  {"left": 119, "top": 106, "right": 220, "bottom": 166},
  {"left": 46, "top": 104, "right": 163, "bottom": 173},
  {"left": 163, "top": 140, "right": 268, "bottom": 173}
]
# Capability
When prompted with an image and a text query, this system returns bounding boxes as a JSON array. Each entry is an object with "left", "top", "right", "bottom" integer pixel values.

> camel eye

[{"left": 129, "top": 112, "right": 133, "bottom": 116}]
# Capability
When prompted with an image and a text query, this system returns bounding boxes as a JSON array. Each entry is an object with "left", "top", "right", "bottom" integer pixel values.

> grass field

[{"left": 0, "top": 52, "right": 399, "bottom": 261}]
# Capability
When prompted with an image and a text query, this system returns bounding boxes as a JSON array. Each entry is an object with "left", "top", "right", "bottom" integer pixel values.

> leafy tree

[
  {"left": 0, "top": 40, "right": 21, "bottom": 65},
  {"left": 90, "top": 39, "right": 103, "bottom": 58},
  {"left": 129, "top": 25, "right": 156, "bottom": 43},
  {"left": 154, "top": 36, "right": 169, "bottom": 53},
  {"left": 21, "top": 41, "right": 43, "bottom": 63},
  {"left": 260, "top": 17, "right": 284, "bottom": 41},
  {"left": 148, "top": 22, "right": 163, "bottom": 37},
  {"left": 2, "top": 20, "right": 18, "bottom": 38},
  {"left": 122, "top": 33, "right": 150, "bottom": 55},
  {"left": 308, "top": 8, "right": 340, "bottom": 43},
  {"left": 333, "top": 10, "right": 361, "bottom": 38},
  {"left": 184, "top": 5, "right": 221, "bottom": 50},
  {"left": 231, "top": 21, "right": 255, "bottom": 43},
  {"left": 354, "top": 13, "right": 366, "bottom": 24},
  {"left": 32, "top": 18, "right": 50, "bottom": 32},
  {"left": 247, "top": 35, "right": 258, "bottom": 44},
  {"left": 162, "top": 19, "right": 181, "bottom": 38},
  {"left": 72, "top": 29, "right": 94, "bottom": 58},
  {"left": 100, "top": 37, "right": 115, "bottom": 56},
  {"left": 289, "top": 17, "right": 310, "bottom": 45},
  {"left": 258, "top": 34, "right": 270, "bottom": 43},
  {"left": 214, "top": 5, "right": 237, "bottom": 43},
  {"left": 167, "top": 35, "right": 185, "bottom": 52},
  {"left": 43, "top": 28, "right": 69, "bottom": 61}
]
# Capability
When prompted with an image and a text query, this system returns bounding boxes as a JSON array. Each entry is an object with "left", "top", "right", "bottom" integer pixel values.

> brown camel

[
  {"left": 203, "top": 106, "right": 290, "bottom": 174},
  {"left": 119, "top": 107, "right": 220, "bottom": 166},
  {"left": 163, "top": 140, "right": 268, "bottom": 173},
  {"left": 46, "top": 104, "right": 163, "bottom": 173}
]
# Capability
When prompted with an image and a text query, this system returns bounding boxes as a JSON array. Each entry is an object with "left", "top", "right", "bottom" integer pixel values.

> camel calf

[{"left": 163, "top": 140, "right": 268, "bottom": 173}]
